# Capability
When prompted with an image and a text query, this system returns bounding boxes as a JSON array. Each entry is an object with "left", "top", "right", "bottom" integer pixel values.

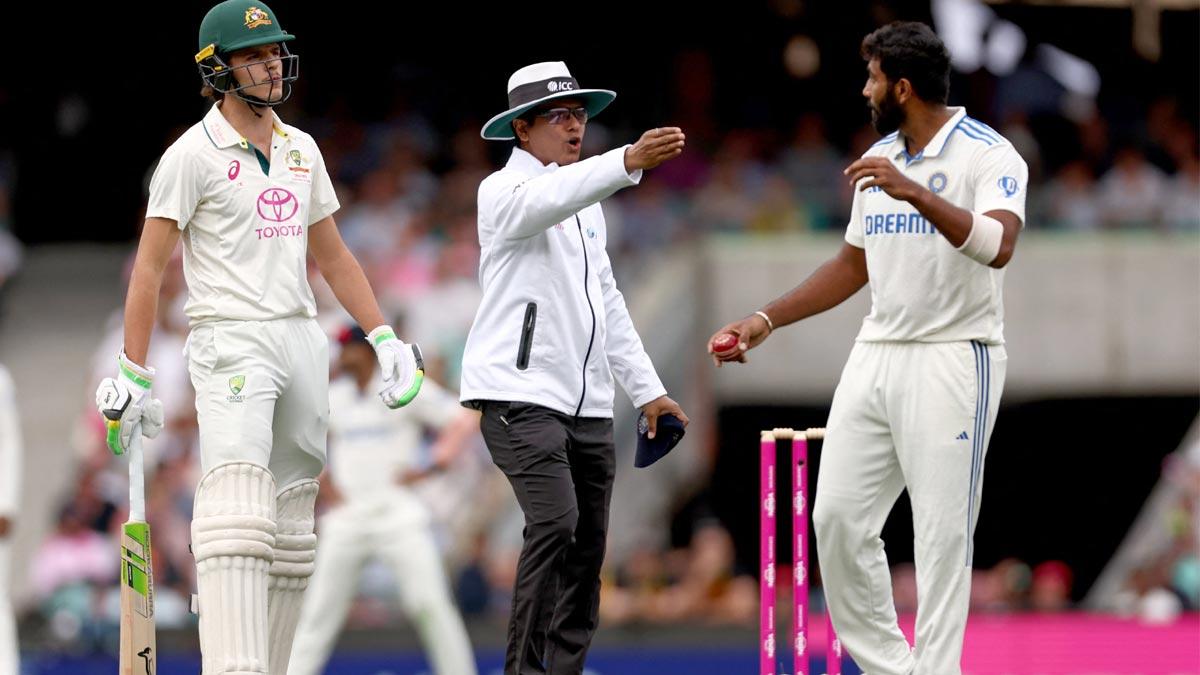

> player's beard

[{"left": 869, "top": 88, "right": 905, "bottom": 135}]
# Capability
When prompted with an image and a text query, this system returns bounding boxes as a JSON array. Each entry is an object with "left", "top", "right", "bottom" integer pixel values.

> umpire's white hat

[{"left": 480, "top": 62, "right": 616, "bottom": 141}]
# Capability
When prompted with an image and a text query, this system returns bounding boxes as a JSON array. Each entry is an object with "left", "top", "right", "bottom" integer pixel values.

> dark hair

[
  {"left": 512, "top": 109, "right": 542, "bottom": 147},
  {"left": 861, "top": 21, "right": 951, "bottom": 104},
  {"left": 200, "top": 83, "right": 225, "bottom": 101}
]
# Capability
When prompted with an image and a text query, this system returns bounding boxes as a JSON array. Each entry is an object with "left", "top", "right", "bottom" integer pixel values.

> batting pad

[
  {"left": 267, "top": 479, "right": 319, "bottom": 675},
  {"left": 192, "top": 462, "right": 277, "bottom": 674}
]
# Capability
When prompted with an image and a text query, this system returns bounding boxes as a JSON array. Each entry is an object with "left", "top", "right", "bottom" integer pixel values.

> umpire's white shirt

[
  {"left": 146, "top": 104, "right": 340, "bottom": 327},
  {"left": 461, "top": 147, "right": 666, "bottom": 418},
  {"left": 846, "top": 107, "right": 1028, "bottom": 343}
]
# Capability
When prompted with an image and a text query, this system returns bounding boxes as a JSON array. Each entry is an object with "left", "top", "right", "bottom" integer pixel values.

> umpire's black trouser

[{"left": 479, "top": 401, "right": 616, "bottom": 675}]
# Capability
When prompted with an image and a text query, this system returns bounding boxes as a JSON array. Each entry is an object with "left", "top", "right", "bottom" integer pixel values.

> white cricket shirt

[
  {"left": 846, "top": 107, "right": 1028, "bottom": 344},
  {"left": 327, "top": 375, "right": 461, "bottom": 503},
  {"left": 146, "top": 104, "right": 340, "bottom": 327},
  {"left": 0, "top": 365, "right": 19, "bottom": 517}
]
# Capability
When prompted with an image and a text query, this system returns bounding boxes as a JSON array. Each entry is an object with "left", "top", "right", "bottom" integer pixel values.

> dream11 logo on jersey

[{"left": 255, "top": 188, "right": 303, "bottom": 239}]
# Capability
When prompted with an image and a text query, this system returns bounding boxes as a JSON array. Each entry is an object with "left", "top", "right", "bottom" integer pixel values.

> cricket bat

[{"left": 119, "top": 431, "right": 156, "bottom": 675}]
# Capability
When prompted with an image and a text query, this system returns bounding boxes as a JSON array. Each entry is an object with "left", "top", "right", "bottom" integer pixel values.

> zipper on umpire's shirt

[{"left": 574, "top": 214, "right": 597, "bottom": 417}]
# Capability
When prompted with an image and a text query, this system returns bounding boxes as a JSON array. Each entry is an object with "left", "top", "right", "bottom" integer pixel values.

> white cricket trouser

[
  {"left": 814, "top": 341, "right": 1006, "bottom": 675},
  {"left": 186, "top": 317, "right": 328, "bottom": 674},
  {"left": 0, "top": 539, "right": 16, "bottom": 675},
  {"left": 186, "top": 317, "right": 329, "bottom": 485},
  {"left": 288, "top": 497, "right": 478, "bottom": 675}
]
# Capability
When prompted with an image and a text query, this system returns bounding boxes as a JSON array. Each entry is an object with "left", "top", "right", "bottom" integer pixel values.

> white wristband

[{"left": 957, "top": 212, "right": 1004, "bottom": 265}]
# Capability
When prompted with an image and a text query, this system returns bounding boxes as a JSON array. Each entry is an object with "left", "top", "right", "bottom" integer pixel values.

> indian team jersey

[
  {"left": 326, "top": 376, "right": 460, "bottom": 503},
  {"left": 845, "top": 107, "right": 1028, "bottom": 344},
  {"left": 146, "top": 104, "right": 340, "bottom": 326}
]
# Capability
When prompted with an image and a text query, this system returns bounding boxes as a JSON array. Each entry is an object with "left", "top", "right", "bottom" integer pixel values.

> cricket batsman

[{"left": 93, "top": 2, "right": 423, "bottom": 673}]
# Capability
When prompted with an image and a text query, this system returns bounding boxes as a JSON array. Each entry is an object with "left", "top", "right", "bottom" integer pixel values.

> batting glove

[
  {"left": 95, "top": 350, "right": 164, "bottom": 455},
  {"left": 367, "top": 325, "right": 424, "bottom": 409}
]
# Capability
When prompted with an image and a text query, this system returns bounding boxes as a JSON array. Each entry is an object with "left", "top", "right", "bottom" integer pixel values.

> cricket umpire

[{"left": 460, "top": 61, "right": 689, "bottom": 675}]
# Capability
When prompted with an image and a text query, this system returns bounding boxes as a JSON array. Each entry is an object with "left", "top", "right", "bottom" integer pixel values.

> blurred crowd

[
  {"left": 1108, "top": 439, "right": 1200, "bottom": 622},
  {"left": 9, "top": 79, "right": 1197, "bottom": 651}
]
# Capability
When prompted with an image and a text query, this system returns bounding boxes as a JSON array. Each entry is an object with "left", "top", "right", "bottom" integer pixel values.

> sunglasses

[{"left": 535, "top": 107, "right": 589, "bottom": 125}]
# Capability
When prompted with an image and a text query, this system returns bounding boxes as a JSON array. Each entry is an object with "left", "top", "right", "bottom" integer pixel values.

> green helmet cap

[{"left": 197, "top": 0, "right": 294, "bottom": 59}]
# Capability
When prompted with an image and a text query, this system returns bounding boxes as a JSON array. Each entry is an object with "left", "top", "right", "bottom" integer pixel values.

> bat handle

[{"left": 128, "top": 425, "right": 146, "bottom": 523}]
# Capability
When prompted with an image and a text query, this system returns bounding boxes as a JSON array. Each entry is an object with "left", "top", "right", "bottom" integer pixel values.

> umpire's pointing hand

[{"left": 624, "top": 127, "right": 686, "bottom": 172}]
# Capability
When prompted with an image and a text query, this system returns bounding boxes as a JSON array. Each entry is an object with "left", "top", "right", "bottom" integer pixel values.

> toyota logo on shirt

[{"left": 257, "top": 188, "right": 299, "bottom": 222}]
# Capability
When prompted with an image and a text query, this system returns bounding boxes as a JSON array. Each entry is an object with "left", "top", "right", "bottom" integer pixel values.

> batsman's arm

[
  {"left": 307, "top": 216, "right": 386, "bottom": 332},
  {"left": 124, "top": 218, "right": 182, "bottom": 366}
]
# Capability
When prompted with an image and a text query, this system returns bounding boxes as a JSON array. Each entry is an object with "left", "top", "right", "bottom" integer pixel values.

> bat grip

[{"left": 128, "top": 425, "right": 146, "bottom": 523}]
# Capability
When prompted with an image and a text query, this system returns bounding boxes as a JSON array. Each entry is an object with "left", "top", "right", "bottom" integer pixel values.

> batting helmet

[{"left": 195, "top": 0, "right": 299, "bottom": 107}]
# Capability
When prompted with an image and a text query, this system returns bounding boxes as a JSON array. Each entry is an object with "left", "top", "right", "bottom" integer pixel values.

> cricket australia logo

[
  {"left": 244, "top": 7, "right": 272, "bottom": 29},
  {"left": 227, "top": 375, "right": 245, "bottom": 403}
]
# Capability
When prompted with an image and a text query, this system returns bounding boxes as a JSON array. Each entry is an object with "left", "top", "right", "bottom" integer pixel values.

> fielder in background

[
  {"left": 288, "top": 325, "right": 478, "bottom": 675},
  {"left": 710, "top": 22, "right": 1027, "bottom": 675},
  {"left": 0, "top": 365, "right": 21, "bottom": 675},
  {"left": 461, "top": 62, "right": 689, "bottom": 675},
  {"left": 93, "top": 2, "right": 422, "bottom": 673}
]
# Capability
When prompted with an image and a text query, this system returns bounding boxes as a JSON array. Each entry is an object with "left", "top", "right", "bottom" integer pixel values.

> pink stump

[
  {"left": 760, "top": 432, "right": 777, "bottom": 675},
  {"left": 793, "top": 435, "right": 809, "bottom": 675}
]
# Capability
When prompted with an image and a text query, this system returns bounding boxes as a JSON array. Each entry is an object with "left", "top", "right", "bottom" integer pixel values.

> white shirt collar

[
  {"left": 889, "top": 106, "right": 967, "bottom": 164},
  {"left": 507, "top": 147, "right": 559, "bottom": 174},
  {"left": 201, "top": 103, "right": 290, "bottom": 150}
]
